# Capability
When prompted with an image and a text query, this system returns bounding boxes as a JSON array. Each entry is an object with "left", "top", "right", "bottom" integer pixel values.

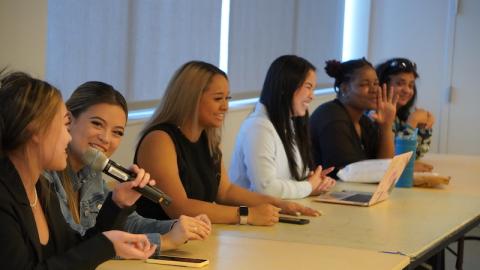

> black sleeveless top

[
  {"left": 134, "top": 123, "right": 221, "bottom": 220},
  {"left": 41, "top": 237, "right": 55, "bottom": 259}
]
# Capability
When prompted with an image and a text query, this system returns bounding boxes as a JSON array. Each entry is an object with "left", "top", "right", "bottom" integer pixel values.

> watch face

[{"left": 239, "top": 206, "right": 248, "bottom": 216}]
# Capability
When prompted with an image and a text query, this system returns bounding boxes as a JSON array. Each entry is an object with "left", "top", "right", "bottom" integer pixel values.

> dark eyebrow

[
  {"left": 304, "top": 82, "right": 313, "bottom": 87},
  {"left": 89, "top": 116, "right": 106, "bottom": 124},
  {"left": 90, "top": 116, "right": 125, "bottom": 130}
]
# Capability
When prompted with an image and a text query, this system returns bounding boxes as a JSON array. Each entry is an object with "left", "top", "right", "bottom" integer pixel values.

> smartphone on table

[
  {"left": 279, "top": 216, "right": 310, "bottom": 225},
  {"left": 146, "top": 255, "right": 209, "bottom": 268}
]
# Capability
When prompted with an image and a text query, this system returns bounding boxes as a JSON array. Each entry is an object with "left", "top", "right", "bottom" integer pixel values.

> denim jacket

[{"left": 43, "top": 165, "right": 176, "bottom": 252}]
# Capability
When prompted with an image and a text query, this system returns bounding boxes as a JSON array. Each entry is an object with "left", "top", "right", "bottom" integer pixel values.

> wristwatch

[{"left": 238, "top": 206, "right": 248, "bottom": 225}]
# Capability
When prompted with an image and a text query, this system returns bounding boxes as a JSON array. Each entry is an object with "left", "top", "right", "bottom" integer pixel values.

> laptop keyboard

[{"left": 343, "top": 193, "right": 372, "bottom": 203}]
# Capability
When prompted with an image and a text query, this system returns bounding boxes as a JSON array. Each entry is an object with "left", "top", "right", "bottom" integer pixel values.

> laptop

[{"left": 314, "top": 151, "right": 413, "bottom": 207}]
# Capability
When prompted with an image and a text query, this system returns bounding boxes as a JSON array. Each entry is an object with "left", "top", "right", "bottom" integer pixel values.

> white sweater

[{"left": 229, "top": 103, "right": 312, "bottom": 199}]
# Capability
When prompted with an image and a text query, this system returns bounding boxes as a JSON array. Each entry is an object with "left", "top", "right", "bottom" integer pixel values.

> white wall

[
  {"left": 442, "top": 0, "right": 480, "bottom": 154},
  {"left": 368, "top": 0, "right": 451, "bottom": 154},
  {"left": 0, "top": 0, "right": 336, "bottom": 168},
  {"left": 3, "top": 0, "right": 479, "bottom": 158},
  {"left": 0, "top": 0, "right": 47, "bottom": 78}
]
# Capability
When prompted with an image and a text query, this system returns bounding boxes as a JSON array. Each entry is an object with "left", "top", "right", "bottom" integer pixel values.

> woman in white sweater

[{"left": 229, "top": 55, "right": 335, "bottom": 199}]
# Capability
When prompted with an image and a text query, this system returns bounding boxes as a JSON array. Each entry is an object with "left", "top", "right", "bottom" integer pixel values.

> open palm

[{"left": 369, "top": 84, "right": 398, "bottom": 126}]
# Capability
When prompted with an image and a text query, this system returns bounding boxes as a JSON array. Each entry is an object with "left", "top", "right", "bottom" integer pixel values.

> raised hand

[
  {"left": 111, "top": 164, "right": 156, "bottom": 208},
  {"left": 370, "top": 83, "right": 398, "bottom": 127},
  {"left": 102, "top": 230, "right": 156, "bottom": 259}
]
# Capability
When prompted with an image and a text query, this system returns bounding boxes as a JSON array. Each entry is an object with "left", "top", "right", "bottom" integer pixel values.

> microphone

[{"left": 82, "top": 147, "right": 172, "bottom": 207}]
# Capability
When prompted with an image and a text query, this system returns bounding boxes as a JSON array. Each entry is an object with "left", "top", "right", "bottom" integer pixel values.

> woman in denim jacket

[
  {"left": 0, "top": 72, "right": 156, "bottom": 269},
  {"left": 43, "top": 81, "right": 211, "bottom": 254}
]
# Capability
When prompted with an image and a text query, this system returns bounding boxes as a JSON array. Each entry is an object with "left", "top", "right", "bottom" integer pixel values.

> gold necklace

[{"left": 30, "top": 188, "right": 38, "bottom": 208}]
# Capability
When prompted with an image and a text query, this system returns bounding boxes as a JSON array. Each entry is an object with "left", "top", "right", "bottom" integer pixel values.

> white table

[
  {"left": 98, "top": 154, "right": 480, "bottom": 269},
  {"left": 98, "top": 235, "right": 408, "bottom": 270}
]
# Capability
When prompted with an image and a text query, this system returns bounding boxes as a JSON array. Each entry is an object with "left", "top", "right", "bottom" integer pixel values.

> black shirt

[
  {"left": 0, "top": 156, "right": 133, "bottom": 270},
  {"left": 309, "top": 99, "right": 380, "bottom": 178},
  {"left": 134, "top": 123, "right": 220, "bottom": 220}
]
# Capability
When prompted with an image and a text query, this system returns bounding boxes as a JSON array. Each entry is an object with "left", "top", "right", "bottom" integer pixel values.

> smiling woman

[
  {"left": 0, "top": 72, "right": 158, "bottom": 270},
  {"left": 134, "top": 60, "right": 320, "bottom": 226},
  {"left": 50, "top": 82, "right": 128, "bottom": 227},
  {"left": 309, "top": 58, "right": 398, "bottom": 179},
  {"left": 229, "top": 55, "right": 335, "bottom": 200},
  {"left": 197, "top": 74, "right": 230, "bottom": 132},
  {"left": 42, "top": 81, "right": 212, "bottom": 255},
  {"left": 376, "top": 58, "right": 434, "bottom": 170}
]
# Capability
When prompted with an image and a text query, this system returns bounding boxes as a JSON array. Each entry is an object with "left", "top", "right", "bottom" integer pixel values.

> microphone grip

[
  {"left": 104, "top": 161, "right": 172, "bottom": 207},
  {"left": 133, "top": 185, "right": 172, "bottom": 207}
]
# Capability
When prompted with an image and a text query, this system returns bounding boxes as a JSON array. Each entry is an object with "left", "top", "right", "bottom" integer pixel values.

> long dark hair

[
  {"left": 259, "top": 55, "right": 316, "bottom": 181},
  {"left": 62, "top": 81, "right": 127, "bottom": 223},
  {"left": 376, "top": 58, "right": 419, "bottom": 121},
  {"left": 324, "top": 57, "right": 374, "bottom": 98}
]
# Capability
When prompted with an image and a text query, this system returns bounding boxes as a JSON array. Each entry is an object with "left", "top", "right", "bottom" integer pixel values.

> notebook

[{"left": 314, "top": 151, "right": 413, "bottom": 206}]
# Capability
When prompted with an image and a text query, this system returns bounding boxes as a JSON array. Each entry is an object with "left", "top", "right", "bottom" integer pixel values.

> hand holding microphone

[
  {"left": 82, "top": 148, "right": 172, "bottom": 207},
  {"left": 111, "top": 164, "right": 156, "bottom": 208}
]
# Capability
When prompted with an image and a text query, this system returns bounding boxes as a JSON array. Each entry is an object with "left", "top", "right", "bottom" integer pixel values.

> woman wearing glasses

[
  {"left": 376, "top": 58, "right": 434, "bottom": 172},
  {"left": 309, "top": 58, "right": 398, "bottom": 179}
]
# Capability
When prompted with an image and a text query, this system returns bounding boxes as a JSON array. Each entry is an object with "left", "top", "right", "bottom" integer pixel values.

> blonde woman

[{"left": 135, "top": 61, "right": 320, "bottom": 226}]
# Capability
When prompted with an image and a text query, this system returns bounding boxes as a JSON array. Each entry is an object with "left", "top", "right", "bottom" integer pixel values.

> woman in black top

[
  {"left": 309, "top": 58, "right": 398, "bottom": 178},
  {"left": 0, "top": 72, "right": 155, "bottom": 269},
  {"left": 135, "top": 123, "right": 220, "bottom": 220},
  {"left": 135, "top": 61, "right": 320, "bottom": 226}
]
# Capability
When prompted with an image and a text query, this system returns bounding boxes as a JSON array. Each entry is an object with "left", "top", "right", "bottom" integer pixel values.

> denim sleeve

[{"left": 124, "top": 211, "right": 176, "bottom": 251}]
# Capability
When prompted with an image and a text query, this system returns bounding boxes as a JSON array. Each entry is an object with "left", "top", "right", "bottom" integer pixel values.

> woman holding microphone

[{"left": 0, "top": 72, "right": 155, "bottom": 269}]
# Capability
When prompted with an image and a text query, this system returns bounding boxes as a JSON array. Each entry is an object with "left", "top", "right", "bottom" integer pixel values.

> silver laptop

[{"left": 314, "top": 152, "right": 413, "bottom": 207}]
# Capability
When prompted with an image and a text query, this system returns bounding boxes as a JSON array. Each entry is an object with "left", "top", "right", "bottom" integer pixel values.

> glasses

[{"left": 388, "top": 59, "right": 417, "bottom": 72}]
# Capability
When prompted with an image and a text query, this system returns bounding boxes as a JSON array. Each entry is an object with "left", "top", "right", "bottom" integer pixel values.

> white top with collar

[{"left": 229, "top": 103, "right": 312, "bottom": 199}]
